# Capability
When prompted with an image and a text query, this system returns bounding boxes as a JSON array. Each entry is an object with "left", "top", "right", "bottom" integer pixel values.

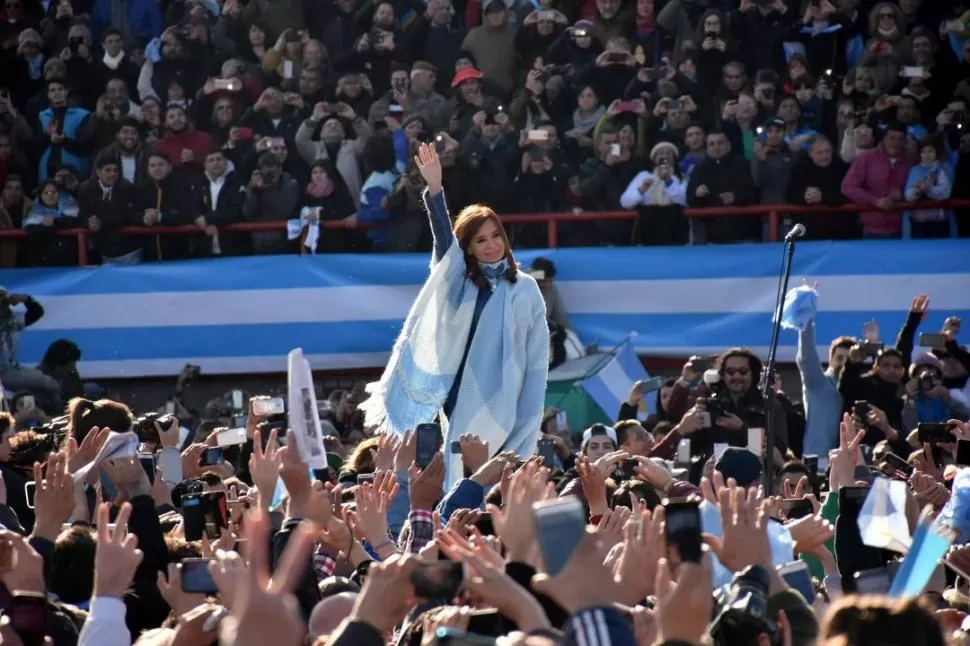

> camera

[
  {"left": 135, "top": 412, "right": 176, "bottom": 444},
  {"left": 710, "top": 565, "right": 780, "bottom": 646},
  {"left": 69, "top": 36, "right": 83, "bottom": 52},
  {"left": 704, "top": 398, "right": 725, "bottom": 421},
  {"left": 919, "top": 373, "right": 937, "bottom": 392}
]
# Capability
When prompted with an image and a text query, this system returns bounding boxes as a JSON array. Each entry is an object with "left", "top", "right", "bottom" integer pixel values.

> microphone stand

[{"left": 761, "top": 233, "right": 798, "bottom": 494}]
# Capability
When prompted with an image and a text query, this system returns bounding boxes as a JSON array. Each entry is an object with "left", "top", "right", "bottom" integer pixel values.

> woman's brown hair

[
  {"left": 452, "top": 204, "right": 518, "bottom": 291},
  {"left": 67, "top": 397, "right": 134, "bottom": 444},
  {"left": 820, "top": 596, "right": 944, "bottom": 646}
]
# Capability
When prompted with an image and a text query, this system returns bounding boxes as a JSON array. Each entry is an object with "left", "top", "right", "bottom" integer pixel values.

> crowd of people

[
  {"left": 0, "top": 0, "right": 969, "bottom": 264},
  {"left": 0, "top": 285, "right": 963, "bottom": 646}
]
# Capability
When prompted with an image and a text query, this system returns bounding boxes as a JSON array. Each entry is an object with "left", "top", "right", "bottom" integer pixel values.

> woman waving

[{"left": 360, "top": 143, "right": 549, "bottom": 487}]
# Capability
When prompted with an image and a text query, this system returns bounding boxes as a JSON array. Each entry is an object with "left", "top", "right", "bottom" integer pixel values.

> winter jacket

[{"left": 840, "top": 144, "right": 915, "bottom": 236}]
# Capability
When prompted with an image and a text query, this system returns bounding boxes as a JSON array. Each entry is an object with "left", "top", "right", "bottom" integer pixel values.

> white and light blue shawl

[{"left": 360, "top": 229, "right": 550, "bottom": 489}]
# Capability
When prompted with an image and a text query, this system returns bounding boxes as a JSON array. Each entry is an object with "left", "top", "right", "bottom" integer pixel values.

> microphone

[{"left": 784, "top": 223, "right": 806, "bottom": 242}]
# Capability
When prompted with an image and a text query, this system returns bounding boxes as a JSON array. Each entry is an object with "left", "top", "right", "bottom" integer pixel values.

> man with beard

[
  {"left": 153, "top": 104, "right": 213, "bottom": 177},
  {"left": 98, "top": 116, "right": 150, "bottom": 185}
]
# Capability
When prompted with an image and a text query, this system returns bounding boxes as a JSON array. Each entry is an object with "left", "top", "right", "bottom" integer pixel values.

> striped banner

[{"left": 0, "top": 239, "right": 967, "bottom": 378}]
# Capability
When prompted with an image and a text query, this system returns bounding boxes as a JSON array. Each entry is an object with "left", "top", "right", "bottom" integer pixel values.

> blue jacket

[
  {"left": 356, "top": 170, "right": 396, "bottom": 247},
  {"left": 902, "top": 161, "right": 956, "bottom": 238},
  {"left": 436, "top": 478, "right": 487, "bottom": 522},
  {"left": 92, "top": 0, "right": 163, "bottom": 45},
  {"left": 797, "top": 319, "right": 843, "bottom": 469},
  {"left": 38, "top": 107, "right": 90, "bottom": 180}
]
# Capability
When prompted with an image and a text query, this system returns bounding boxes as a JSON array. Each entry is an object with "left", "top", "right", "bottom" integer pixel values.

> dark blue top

[{"left": 424, "top": 190, "right": 491, "bottom": 418}]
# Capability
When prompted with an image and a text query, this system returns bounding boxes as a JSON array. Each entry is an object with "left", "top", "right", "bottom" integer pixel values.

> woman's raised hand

[{"left": 414, "top": 142, "right": 443, "bottom": 196}]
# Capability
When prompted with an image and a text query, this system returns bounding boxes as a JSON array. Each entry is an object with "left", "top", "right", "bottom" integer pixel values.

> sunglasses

[{"left": 724, "top": 367, "right": 751, "bottom": 376}]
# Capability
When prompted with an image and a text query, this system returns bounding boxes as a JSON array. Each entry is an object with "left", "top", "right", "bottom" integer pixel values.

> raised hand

[
  {"left": 414, "top": 143, "right": 443, "bottom": 195},
  {"left": 92, "top": 502, "right": 143, "bottom": 599}
]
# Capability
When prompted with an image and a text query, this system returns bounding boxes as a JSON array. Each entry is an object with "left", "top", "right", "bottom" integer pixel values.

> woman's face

[
  {"left": 39, "top": 184, "right": 58, "bottom": 207},
  {"left": 249, "top": 25, "right": 266, "bottom": 46},
  {"left": 854, "top": 72, "right": 873, "bottom": 92},
  {"left": 678, "top": 57, "right": 695, "bottom": 78},
  {"left": 213, "top": 100, "right": 234, "bottom": 126},
  {"left": 876, "top": 6, "right": 896, "bottom": 31},
  {"left": 578, "top": 87, "right": 598, "bottom": 112},
  {"left": 920, "top": 145, "right": 937, "bottom": 165},
  {"left": 637, "top": 0, "right": 653, "bottom": 17},
  {"left": 737, "top": 94, "right": 757, "bottom": 119},
  {"left": 653, "top": 149, "right": 674, "bottom": 166},
  {"left": 660, "top": 385, "right": 673, "bottom": 410},
  {"left": 789, "top": 60, "right": 807, "bottom": 79},
  {"left": 778, "top": 98, "right": 800, "bottom": 123},
  {"left": 703, "top": 14, "right": 721, "bottom": 34},
  {"left": 311, "top": 166, "right": 330, "bottom": 184},
  {"left": 855, "top": 126, "right": 874, "bottom": 148},
  {"left": 468, "top": 218, "right": 506, "bottom": 264}
]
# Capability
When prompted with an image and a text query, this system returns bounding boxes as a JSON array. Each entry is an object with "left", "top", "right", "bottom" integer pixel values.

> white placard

[{"left": 286, "top": 348, "right": 327, "bottom": 469}]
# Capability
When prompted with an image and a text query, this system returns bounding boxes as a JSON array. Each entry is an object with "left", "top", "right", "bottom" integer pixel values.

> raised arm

[{"left": 415, "top": 142, "right": 454, "bottom": 261}]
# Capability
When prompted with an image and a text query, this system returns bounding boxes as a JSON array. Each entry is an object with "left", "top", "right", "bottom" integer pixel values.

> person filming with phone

[
  {"left": 0, "top": 288, "right": 63, "bottom": 412},
  {"left": 360, "top": 142, "right": 548, "bottom": 488}
]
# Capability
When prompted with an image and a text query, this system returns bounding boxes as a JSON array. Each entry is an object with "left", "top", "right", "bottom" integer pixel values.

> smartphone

[
  {"left": 885, "top": 452, "right": 914, "bottom": 476},
  {"left": 676, "top": 438, "right": 691, "bottom": 465},
  {"left": 609, "top": 143, "right": 621, "bottom": 156},
  {"left": 22, "top": 395, "right": 35, "bottom": 410},
  {"left": 668, "top": 99, "right": 681, "bottom": 110},
  {"left": 410, "top": 560, "right": 464, "bottom": 599},
  {"left": 917, "top": 422, "right": 954, "bottom": 444},
  {"left": 615, "top": 100, "right": 638, "bottom": 112},
  {"left": 213, "top": 78, "right": 237, "bottom": 91},
  {"left": 782, "top": 498, "right": 814, "bottom": 520},
  {"left": 164, "top": 400, "right": 176, "bottom": 415},
  {"left": 697, "top": 411, "right": 712, "bottom": 428},
  {"left": 252, "top": 397, "right": 285, "bottom": 417},
  {"left": 415, "top": 422, "right": 442, "bottom": 468},
  {"left": 533, "top": 497, "right": 587, "bottom": 576},
  {"left": 555, "top": 411, "right": 567, "bottom": 430},
  {"left": 235, "top": 127, "right": 254, "bottom": 140},
  {"left": 24, "top": 481, "right": 36, "bottom": 509},
  {"left": 202, "top": 447, "right": 224, "bottom": 466},
  {"left": 537, "top": 438, "right": 557, "bottom": 468},
  {"left": 690, "top": 356, "right": 713, "bottom": 372},
  {"left": 180, "top": 558, "right": 219, "bottom": 594},
  {"left": 803, "top": 454, "right": 819, "bottom": 473},
  {"left": 538, "top": 9, "right": 555, "bottom": 20},
  {"left": 605, "top": 52, "right": 627, "bottom": 63},
  {"left": 854, "top": 567, "right": 890, "bottom": 595},
  {"left": 853, "top": 400, "right": 870, "bottom": 419},
  {"left": 957, "top": 440, "right": 970, "bottom": 467},
  {"left": 621, "top": 459, "right": 638, "bottom": 479},
  {"left": 231, "top": 390, "right": 244, "bottom": 411},
  {"left": 465, "top": 608, "right": 504, "bottom": 637},
  {"left": 778, "top": 561, "right": 815, "bottom": 603},
  {"left": 860, "top": 341, "right": 884, "bottom": 358},
  {"left": 449, "top": 440, "right": 462, "bottom": 454},
  {"left": 434, "top": 627, "right": 496, "bottom": 646},
  {"left": 282, "top": 60, "right": 294, "bottom": 79},
  {"left": 527, "top": 129, "right": 549, "bottom": 141},
  {"left": 138, "top": 453, "right": 156, "bottom": 484},
  {"left": 216, "top": 427, "right": 247, "bottom": 447},
  {"left": 747, "top": 427, "right": 763, "bottom": 456},
  {"left": 8, "top": 593, "right": 47, "bottom": 646},
  {"left": 636, "top": 376, "right": 665, "bottom": 394},
  {"left": 181, "top": 491, "right": 229, "bottom": 541},
  {"left": 901, "top": 66, "right": 924, "bottom": 78},
  {"left": 919, "top": 333, "right": 946, "bottom": 348},
  {"left": 664, "top": 498, "right": 702, "bottom": 563},
  {"left": 356, "top": 473, "right": 375, "bottom": 485}
]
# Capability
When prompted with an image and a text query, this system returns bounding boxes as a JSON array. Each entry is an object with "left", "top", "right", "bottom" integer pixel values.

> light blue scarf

[
  {"left": 479, "top": 259, "right": 508, "bottom": 291},
  {"left": 360, "top": 200, "right": 550, "bottom": 488}
]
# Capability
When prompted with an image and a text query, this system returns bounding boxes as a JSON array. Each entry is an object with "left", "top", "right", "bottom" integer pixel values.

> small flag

[
  {"left": 859, "top": 478, "right": 911, "bottom": 554},
  {"left": 888, "top": 511, "right": 954, "bottom": 598},
  {"left": 583, "top": 340, "right": 653, "bottom": 420}
]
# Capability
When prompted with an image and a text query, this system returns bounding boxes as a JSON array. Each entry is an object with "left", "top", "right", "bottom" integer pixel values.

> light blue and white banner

[
  {"left": 1, "top": 239, "right": 968, "bottom": 379},
  {"left": 583, "top": 340, "right": 653, "bottom": 419}
]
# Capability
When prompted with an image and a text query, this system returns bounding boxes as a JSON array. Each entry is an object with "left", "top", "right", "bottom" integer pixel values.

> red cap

[{"left": 451, "top": 67, "right": 483, "bottom": 88}]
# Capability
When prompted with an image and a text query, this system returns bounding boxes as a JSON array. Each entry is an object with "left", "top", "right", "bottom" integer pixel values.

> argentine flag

[{"left": 583, "top": 341, "right": 653, "bottom": 420}]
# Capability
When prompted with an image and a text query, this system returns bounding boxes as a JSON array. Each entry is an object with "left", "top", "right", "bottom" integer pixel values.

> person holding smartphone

[{"left": 360, "top": 143, "right": 548, "bottom": 488}]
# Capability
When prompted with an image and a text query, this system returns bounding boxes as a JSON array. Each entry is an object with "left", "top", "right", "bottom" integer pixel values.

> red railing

[{"left": 3, "top": 200, "right": 967, "bottom": 266}]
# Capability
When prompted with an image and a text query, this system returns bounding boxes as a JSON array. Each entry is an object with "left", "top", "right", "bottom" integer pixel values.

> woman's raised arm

[{"left": 415, "top": 142, "right": 454, "bottom": 260}]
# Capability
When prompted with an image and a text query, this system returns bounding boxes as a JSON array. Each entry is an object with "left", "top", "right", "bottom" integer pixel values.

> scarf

[
  {"left": 572, "top": 105, "right": 606, "bottom": 134},
  {"left": 359, "top": 190, "right": 549, "bottom": 489},
  {"left": 306, "top": 177, "right": 335, "bottom": 199},
  {"left": 479, "top": 259, "right": 508, "bottom": 292},
  {"left": 103, "top": 50, "right": 125, "bottom": 70}
]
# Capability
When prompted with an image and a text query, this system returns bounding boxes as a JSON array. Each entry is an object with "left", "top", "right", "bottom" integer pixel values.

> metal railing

[{"left": 2, "top": 199, "right": 966, "bottom": 266}]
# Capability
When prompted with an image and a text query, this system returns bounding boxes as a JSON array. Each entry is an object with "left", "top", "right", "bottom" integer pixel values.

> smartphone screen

[
  {"left": 8, "top": 594, "right": 47, "bottom": 646},
  {"left": 664, "top": 498, "right": 702, "bottom": 563},
  {"left": 853, "top": 400, "right": 870, "bottom": 419},
  {"left": 637, "top": 376, "right": 665, "bottom": 394},
  {"left": 216, "top": 427, "right": 247, "bottom": 447},
  {"left": 957, "top": 440, "right": 970, "bottom": 467},
  {"left": 782, "top": 498, "right": 813, "bottom": 520},
  {"left": 449, "top": 441, "right": 462, "bottom": 454},
  {"left": 917, "top": 423, "right": 953, "bottom": 444},
  {"left": 202, "top": 447, "right": 224, "bottom": 466},
  {"left": 533, "top": 497, "right": 587, "bottom": 576},
  {"left": 779, "top": 561, "right": 815, "bottom": 603},
  {"left": 415, "top": 423, "right": 442, "bottom": 468},
  {"left": 803, "top": 454, "right": 819, "bottom": 473},
  {"left": 138, "top": 454, "right": 156, "bottom": 484},
  {"left": 854, "top": 567, "right": 890, "bottom": 595},
  {"left": 885, "top": 452, "right": 914, "bottom": 476},
  {"left": 203, "top": 491, "right": 229, "bottom": 539},
  {"left": 537, "top": 438, "right": 557, "bottom": 468},
  {"left": 180, "top": 558, "right": 219, "bottom": 594},
  {"left": 919, "top": 333, "right": 946, "bottom": 348},
  {"left": 181, "top": 493, "right": 206, "bottom": 541},
  {"left": 231, "top": 390, "right": 244, "bottom": 411},
  {"left": 410, "top": 561, "right": 463, "bottom": 599}
]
